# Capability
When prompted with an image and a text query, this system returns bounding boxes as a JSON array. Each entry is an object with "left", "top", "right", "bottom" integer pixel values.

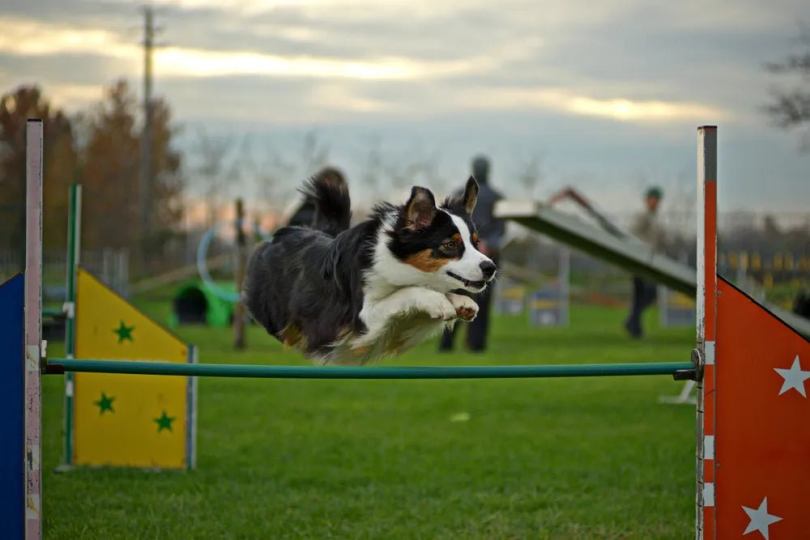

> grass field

[{"left": 42, "top": 301, "right": 696, "bottom": 539}]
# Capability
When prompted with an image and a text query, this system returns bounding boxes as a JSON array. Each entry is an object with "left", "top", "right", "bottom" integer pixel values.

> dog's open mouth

[{"left": 447, "top": 271, "right": 486, "bottom": 290}]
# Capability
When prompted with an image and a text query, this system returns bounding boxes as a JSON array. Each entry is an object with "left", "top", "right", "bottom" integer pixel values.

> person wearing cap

[
  {"left": 440, "top": 155, "right": 505, "bottom": 352},
  {"left": 625, "top": 186, "right": 667, "bottom": 338}
]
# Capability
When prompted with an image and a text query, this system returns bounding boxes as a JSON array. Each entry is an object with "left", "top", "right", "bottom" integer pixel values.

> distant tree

[
  {"left": 190, "top": 129, "right": 237, "bottom": 226},
  {"left": 765, "top": 29, "right": 810, "bottom": 151},
  {"left": 383, "top": 152, "right": 443, "bottom": 195},
  {"left": 763, "top": 215, "right": 782, "bottom": 238},
  {"left": 237, "top": 130, "right": 330, "bottom": 218},
  {"left": 80, "top": 80, "right": 182, "bottom": 259},
  {"left": 300, "top": 130, "right": 329, "bottom": 175},
  {"left": 0, "top": 85, "right": 78, "bottom": 257},
  {"left": 361, "top": 136, "right": 383, "bottom": 198},
  {"left": 147, "top": 98, "right": 184, "bottom": 250},
  {"left": 79, "top": 81, "right": 140, "bottom": 250},
  {"left": 239, "top": 141, "right": 291, "bottom": 217}
]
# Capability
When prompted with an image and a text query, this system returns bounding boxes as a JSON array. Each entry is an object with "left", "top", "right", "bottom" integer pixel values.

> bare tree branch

[{"left": 765, "top": 28, "right": 810, "bottom": 151}]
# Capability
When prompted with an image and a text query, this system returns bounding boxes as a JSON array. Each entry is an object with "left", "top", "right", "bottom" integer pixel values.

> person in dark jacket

[
  {"left": 440, "top": 155, "right": 505, "bottom": 352},
  {"left": 625, "top": 186, "right": 666, "bottom": 338}
]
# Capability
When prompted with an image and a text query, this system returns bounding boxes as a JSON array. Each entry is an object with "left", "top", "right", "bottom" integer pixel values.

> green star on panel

[
  {"left": 113, "top": 320, "right": 134, "bottom": 343},
  {"left": 154, "top": 410, "right": 175, "bottom": 433},
  {"left": 94, "top": 392, "right": 115, "bottom": 414}
]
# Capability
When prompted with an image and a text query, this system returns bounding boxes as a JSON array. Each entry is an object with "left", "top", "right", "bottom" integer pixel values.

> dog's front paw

[
  {"left": 418, "top": 292, "right": 457, "bottom": 321},
  {"left": 446, "top": 293, "right": 479, "bottom": 322}
]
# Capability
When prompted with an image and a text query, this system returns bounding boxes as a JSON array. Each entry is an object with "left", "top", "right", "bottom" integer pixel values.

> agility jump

[
  {"left": 2, "top": 121, "right": 808, "bottom": 539},
  {"left": 58, "top": 184, "right": 196, "bottom": 471}
]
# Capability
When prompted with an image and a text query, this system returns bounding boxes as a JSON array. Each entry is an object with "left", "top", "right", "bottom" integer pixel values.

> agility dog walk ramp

[{"left": 495, "top": 198, "right": 810, "bottom": 338}]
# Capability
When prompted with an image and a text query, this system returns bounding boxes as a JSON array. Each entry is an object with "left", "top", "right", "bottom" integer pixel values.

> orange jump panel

[{"left": 714, "top": 277, "right": 810, "bottom": 539}]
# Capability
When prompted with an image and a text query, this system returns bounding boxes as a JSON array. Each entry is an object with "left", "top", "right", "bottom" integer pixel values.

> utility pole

[
  {"left": 233, "top": 198, "right": 248, "bottom": 350},
  {"left": 139, "top": 6, "right": 155, "bottom": 272}
]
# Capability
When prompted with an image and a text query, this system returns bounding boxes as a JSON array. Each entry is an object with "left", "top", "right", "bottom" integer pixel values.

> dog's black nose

[{"left": 480, "top": 260, "right": 496, "bottom": 280}]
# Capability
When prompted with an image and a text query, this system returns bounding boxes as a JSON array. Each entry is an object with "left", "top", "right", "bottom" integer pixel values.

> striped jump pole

[
  {"left": 62, "top": 183, "right": 81, "bottom": 468},
  {"left": 696, "top": 126, "right": 718, "bottom": 539},
  {"left": 24, "top": 119, "right": 44, "bottom": 540}
]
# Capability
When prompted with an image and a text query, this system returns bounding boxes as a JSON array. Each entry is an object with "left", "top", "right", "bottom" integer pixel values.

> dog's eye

[{"left": 441, "top": 239, "right": 457, "bottom": 251}]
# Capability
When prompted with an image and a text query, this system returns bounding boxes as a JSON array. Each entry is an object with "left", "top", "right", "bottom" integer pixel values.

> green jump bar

[{"left": 46, "top": 358, "right": 693, "bottom": 379}]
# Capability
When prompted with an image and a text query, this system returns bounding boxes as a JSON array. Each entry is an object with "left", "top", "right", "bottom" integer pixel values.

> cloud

[
  {"left": 455, "top": 86, "right": 725, "bottom": 123},
  {"left": 1, "top": 0, "right": 808, "bottom": 215},
  {"left": 0, "top": 16, "right": 137, "bottom": 59},
  {"left": 567, "top": 96, "right": 722, "bottom": 122},
  {"left": 311, "top": 83, "right": 390, "bottom": 112},
  {"left": 155, "top": 47, "right": 468, "bottom": 80},
  {"left": 0, "top": 14, "right": 513, "bottom": 82},
  {"left": 47, "top": 83, "right": 106, "bottom": 109}
]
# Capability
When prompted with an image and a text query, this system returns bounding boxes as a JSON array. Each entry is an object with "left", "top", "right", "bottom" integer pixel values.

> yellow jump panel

[{"left": 73, "top": 270, "right": 195, "bottom": 469}]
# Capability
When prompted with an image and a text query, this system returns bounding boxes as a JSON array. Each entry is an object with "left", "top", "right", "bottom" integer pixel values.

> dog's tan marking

[
  {"left": 404, "top": 249, "right": 452, "bottom": 272},
  {"left": 280, "top": 324, "right": 304, "bottom": 347},
  {"left": 336, "top": 326, "right": 353, "bottom": 340},
  {"left": 350, "top": 345, "right": 371, "bottom": 357}
]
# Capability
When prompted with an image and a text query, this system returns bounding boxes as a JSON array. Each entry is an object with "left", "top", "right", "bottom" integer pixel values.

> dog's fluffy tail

[{"left": 300, "top": 167, "right": 351, "bottom": 236}]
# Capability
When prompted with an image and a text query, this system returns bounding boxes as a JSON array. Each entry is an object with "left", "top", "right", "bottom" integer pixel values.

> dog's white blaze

[
  {"left": 443, "top": 213, "right": 494, "bottom": 286},
  {"left": 364, "top": 211, "right": 433, "bottom": 300}
]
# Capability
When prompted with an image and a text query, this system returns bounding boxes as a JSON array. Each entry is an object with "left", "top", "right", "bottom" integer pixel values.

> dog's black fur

[{"left": 245, "top": 169, "right": 375, "bottom": 356}]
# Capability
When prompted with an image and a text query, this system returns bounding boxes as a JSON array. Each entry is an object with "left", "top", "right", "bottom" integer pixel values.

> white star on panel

[
  {"left": 742, "top": 497, "right": 782, "bottom": 539},
  {"left": 774, "top": 355, "right": 810, "bottom": 398}
]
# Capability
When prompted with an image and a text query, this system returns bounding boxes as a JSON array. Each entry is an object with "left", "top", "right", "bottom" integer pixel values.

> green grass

[{"left": 43, "top": 304, "right": 696, "bottom": 539}]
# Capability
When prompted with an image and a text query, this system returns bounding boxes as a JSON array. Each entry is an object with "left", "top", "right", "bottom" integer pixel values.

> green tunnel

[{"left": 171, "top": 281, "right": 236, "bottom": 327}]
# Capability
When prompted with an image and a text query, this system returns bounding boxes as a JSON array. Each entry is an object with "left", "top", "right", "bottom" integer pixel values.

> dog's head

[{"left": 383, "top": 177, "right": 497, "bottom": 294}]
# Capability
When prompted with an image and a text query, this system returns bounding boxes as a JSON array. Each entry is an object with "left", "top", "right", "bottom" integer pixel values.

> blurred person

[
  {"left": 440, "top": 155, "right": 505, "bottom": 352},
  {"left": 624, "top": 186, "right": 666, "bottom": 338}
]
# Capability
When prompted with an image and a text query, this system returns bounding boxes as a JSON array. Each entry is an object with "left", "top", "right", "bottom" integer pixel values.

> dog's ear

[
  {"left": 461, "top": 176, "right": 479, "bottom": 215},
  {"left": 445, "top": 176, "right": 479, "bottom": 216},
  {"left": 403, "top": 186, "right": 437, "bottom": 230}
]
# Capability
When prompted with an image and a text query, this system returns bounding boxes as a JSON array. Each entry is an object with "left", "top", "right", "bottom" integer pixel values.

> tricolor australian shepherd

[{"left": 245, "top": 170, "right": 497, "bottom": 363}]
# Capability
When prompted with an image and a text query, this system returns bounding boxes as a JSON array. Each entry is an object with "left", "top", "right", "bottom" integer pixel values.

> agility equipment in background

[
  {"left": 496, "top": 185, "right": 810, "bottom": 339},
  {"left": 68, "top": 270, "right": 196, "bottom": 469},
  {"left": 529, "top": 247, "right": 570, "bottom": 327},
  {"left": 658, "top": 286, "right": 696, "bottom": 328},
  {"left": 695, "top": 126, "right": 810, "bottom": 538},
  {"left": 56, "top": 181, "right": 196, "bottom": 470},
  {"left": 0, "top": 274, "right": 25, "bottom": 540},
  {"left": 171, "top": 280, "right": 235, "bottom": 327}
]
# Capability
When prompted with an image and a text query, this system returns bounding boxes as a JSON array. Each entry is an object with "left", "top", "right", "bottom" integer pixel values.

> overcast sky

[{"left": 1, "top": 0, "right": 808, "bottom": 216}]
